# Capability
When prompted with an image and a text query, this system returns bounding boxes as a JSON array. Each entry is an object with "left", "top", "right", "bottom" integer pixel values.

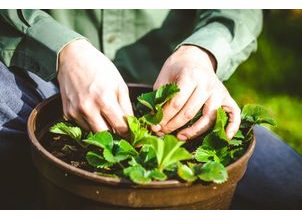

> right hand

[{"left": 57, "top": 39, "right": 133, "bottom": 136}]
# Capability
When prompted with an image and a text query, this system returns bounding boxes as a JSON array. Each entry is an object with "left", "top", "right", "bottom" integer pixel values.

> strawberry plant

[{"left": 50, "top": 84, "right": 275, "bottom": 185}]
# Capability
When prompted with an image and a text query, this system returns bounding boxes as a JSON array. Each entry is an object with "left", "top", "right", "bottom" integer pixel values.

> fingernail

[
  {"left": 152, "top": 124, "right": 162, "bottom": 132},
  {"left": 177, "top": 134, "right": 187, "bottom": 141}
]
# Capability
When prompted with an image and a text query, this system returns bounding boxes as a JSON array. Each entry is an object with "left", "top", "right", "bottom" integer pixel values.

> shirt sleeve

[
  {"left": 0, "top": 9, "right": 85, "bottom": 81},
  {"left": 178, "top": 9, "right": 263, "bottom": 81}
]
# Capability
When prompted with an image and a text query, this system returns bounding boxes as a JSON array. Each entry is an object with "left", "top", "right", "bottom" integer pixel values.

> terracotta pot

[{"left": 27, "top": 83, "right": 256, "bottom": 209}]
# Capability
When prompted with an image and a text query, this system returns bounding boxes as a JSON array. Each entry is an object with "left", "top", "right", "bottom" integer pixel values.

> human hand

[
  {"left": 57, "top": 39, "right": 133, "bottom": 136},
  {"left": 152, "top": 45, "right": 241, "bottom": 141}
]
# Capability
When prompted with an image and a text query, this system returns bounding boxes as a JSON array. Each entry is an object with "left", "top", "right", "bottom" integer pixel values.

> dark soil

[{"left": 41, "top": 130, "right": 93, "bottom": 172}]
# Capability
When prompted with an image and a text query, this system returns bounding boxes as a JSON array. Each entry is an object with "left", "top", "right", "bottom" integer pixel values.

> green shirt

[{"left": 0, "top": 9, "right": 262, "bottom": 84}]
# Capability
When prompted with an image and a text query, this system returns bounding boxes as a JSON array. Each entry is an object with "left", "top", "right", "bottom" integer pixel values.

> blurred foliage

[{"left": 225, "top": 10, "right": 302, "bottom": 155}]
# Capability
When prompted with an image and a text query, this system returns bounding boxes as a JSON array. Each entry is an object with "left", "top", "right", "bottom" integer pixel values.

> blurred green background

[{"left": 225, "top": 10, "right": 302, "bottom": 155}]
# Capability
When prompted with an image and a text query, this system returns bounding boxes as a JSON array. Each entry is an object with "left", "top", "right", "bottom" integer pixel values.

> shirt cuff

[
  {"left": 177, "top": 22, "right": 233, "bottom": 81},
  {"left": 19, "top": 17, "right": 85, "bottom": 81}
]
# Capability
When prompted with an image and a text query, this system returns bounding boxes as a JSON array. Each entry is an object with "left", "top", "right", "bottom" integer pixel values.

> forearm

[
  {"left": 0, "top": 9, "right": 85, "bottom": 81},
  {"left": 178, "top": 9, "right": 263, "bottom": 81}
]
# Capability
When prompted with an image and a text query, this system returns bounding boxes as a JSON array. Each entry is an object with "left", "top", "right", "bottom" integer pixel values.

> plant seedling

[{"left": 50, "top": 84, "right": 275, "bottom": 184}]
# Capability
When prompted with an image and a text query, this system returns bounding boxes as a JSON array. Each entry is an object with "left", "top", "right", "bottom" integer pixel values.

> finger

[
  {"left": 161, "top": 87, "right": 209, "bottom": 134},
  {"left": 97, "top": 96, "right": 129, "bottom": 136},
  {"left": 152, "top": 76, "right": 195, "bottom": 132},
  {"left": 118, "top": 86, "right": 134, "bottom": 117},
  {"left": 74, "top": 100, "right": 109, "bottom": 132},
  {"left": 82, "top": 109, "right": 109, "bottom": 132},
  {"left": 223, "top": 98, "right": 241, "bottom": 140},
  {"left": 177, "top": 96, "right": 219, "bottom": 141},
  {"left": 67, "top": 106, "right": 91, "bottom": 131},
  {"left": 153, "top": 68, "right": 171, "bottom": 90},
  {"left": 60, "top": 91, "right": 69, "bottom": 120}
]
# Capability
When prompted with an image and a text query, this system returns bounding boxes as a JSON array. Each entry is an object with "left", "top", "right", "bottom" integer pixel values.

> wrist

[
  {"left": 178, "top": 45, "right": 217, "bottom": 72},
  {"left": 58, "top": 39, "right": 91, "bottom": 69}
]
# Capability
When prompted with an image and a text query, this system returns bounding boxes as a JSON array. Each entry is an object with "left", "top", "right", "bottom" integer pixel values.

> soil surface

[{"left": 42, "top": 129, "right": 93, "bottom": 172}]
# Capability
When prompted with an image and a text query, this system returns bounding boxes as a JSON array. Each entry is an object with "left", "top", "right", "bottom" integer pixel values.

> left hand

[{"left": 151, "top": 45, "right": 241, "bottom": 141}]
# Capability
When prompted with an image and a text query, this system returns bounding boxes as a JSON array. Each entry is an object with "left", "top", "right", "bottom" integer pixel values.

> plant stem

[
  {"left": 245, "top": 125, "right": 255, "bottom": 143},
  {"left": 76, "top": 139, "right": 87, "bottom": 149},
  {"left": 118, "top": 162, "right": 125, "bottom": 169}
]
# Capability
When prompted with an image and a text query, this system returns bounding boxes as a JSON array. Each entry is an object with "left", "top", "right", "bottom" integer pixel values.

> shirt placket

[
  {"left": 102, "top": 10, "right": 137, "bottom": 60},
  {"left": 102, "top": 10, "right": 123, "bottom": 60}
]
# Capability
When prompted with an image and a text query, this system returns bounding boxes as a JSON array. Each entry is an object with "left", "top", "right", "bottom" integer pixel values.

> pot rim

[{"left": 27, "top": 83, "right": 256, "bottom": 189}]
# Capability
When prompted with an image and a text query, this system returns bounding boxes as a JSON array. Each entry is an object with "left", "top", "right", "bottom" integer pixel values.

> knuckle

[
  {"left": 162, "top": 123, "right": 176, "bottom": 134},
  {"left": 202, "top": 104, "right": 210, "bottom": 115},
  {"left": 209, "top": 111, "right": 217, "bottom": 121},
  {"left": 67, "top": 108, "right": 77, "bottom": 119},
  {"left": 90, "top": 122, "right": 104, "bottom": 132},
  {"left": 162, "top": 128, "right": 172, "bottom": 134},
  {"left": 182, "top": 128, "right": 196, "bottom": 140},
  {"left": 171, "top": 99, "right": 182, "bottom": 110},
  {"left": 99, "top": 93, "right": 113, "bottom": 105},
  {"left": 77, "top": 101, "right": 90, "bottom": 115},
  {"left": 100, "top": 104, "right": 114, "bottom": 116},
  {"left": 181, "top": 67, "right": 191, "bottom": 76},
  {"left": 161, "top": 125, "right": 171, "bottom": 134},
  {"left": 183, "top": 109, "right": 194, "bottom": 120}
]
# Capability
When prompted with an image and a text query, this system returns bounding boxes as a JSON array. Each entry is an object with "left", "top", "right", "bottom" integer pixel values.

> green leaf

[
  {"left": 124, "top": 158, "right": 167, "bottom": 183},
  {"left": 234, "top": 130, "right": 244, "bottom": 139},
  {"left": 135, "top": 145, "right": 157, "bottom": 169},
  {"left": 154, "top": 83, "right": 180, "bottom": 106},
  {"left": 195, "top": 148, "right": 220, "bottom": 163},
  {"left": 123, "top": 165, "right": 152, "bottom": 184},
  {"left": 50, "top": 122, "right": 82, "bottom": 141},
  {"left": 213, "top": 107, "right": 228, "bottom": 142},
  {"left": 137, "top": 83, "right": 180, "bottom": 110},
  {"left": 103, "top": 140, "right": 138, "bottom": 163},
  {"left": 102, "top": 148, "right": 120, "bottom": 163},
  {"left": 138, "top": 135, "right": 191, "bottom": 171},
  {"left": 140, "top": 136, "right": 165, "bottom": 166},
  {"left": 86, "top": 151, "right": 113, "bottom": 168},
  {"left": 118, "top": 139, "right": 138, "bottom": 156},
  {"left": 137, "top": 91, "right": 156, "bottom": 111},
  {"left": 84, "top": 132, "right": 135, "bottom": 163},
  {"left": 241, "top": 104, "right": 276, "bottom": 126},
  {"left": 137, "top": 83, "right": 180, "bottom": 125},
  {"left": 215, "top": 146, "right": 231, "bottom": 166},
  {"left": 83, "top": 131, "right": 118, "bottom": 163},
  {"left": 160, "top": 135, "right": 192, "bottom": 170},
  {"left": 143, "top": 107, "right": 163, "bottom": 125},
  {"left": 149, "top": 169, "right": 167, "bottom": 181},
  {"left": 177, "top": 163, "right": 197, "bottom": 182},
  {"left": 195, "top": 161, "right": 228, "bottom": 184},
  {"left": 162, "top": 147, "right": 192, "bottom": 170},
  {"left": 201, "top": 132, "right": 228, "bottom": 150},
  {"left": 83, "top": 131, "right": 113, "bottom": 151},
  {"left": 229, "top": 147, "right": 244, "bottom": 159},
  {"left": 127, "top": 116, "right": 149, "bottom": 146},
  {"left": 229, "top": 138, "right": 243, "bottom": 146}
]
